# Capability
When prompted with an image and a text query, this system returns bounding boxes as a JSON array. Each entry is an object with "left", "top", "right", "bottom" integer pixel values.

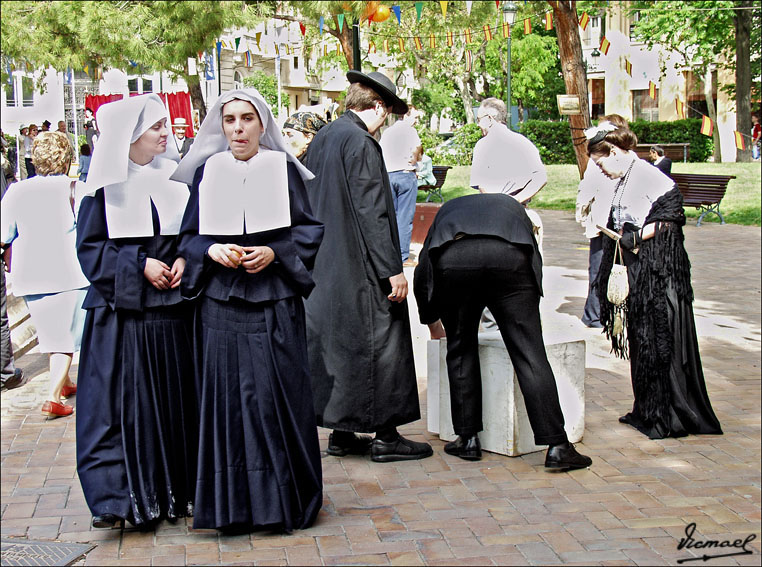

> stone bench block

[{"left": 427, "top": 337, "right": 585, "bottom": 457}]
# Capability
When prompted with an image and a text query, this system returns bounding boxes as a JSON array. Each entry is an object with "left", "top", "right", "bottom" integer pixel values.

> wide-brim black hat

[{"left": 346, "top": 70, "right": 408, "bottom": 115}]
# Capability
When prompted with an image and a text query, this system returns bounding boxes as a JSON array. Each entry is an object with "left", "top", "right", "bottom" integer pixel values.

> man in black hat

[{"left": 302, "top": 71, "right": 433, "bottom": 463}]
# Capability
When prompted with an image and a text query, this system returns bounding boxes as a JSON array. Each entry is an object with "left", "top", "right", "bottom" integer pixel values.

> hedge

[
  {"left": 629, "top": 119, "right": 713, "bottom": 163},
  {"left": 518, "top": 120, "right": 577, "bottom": 165}
]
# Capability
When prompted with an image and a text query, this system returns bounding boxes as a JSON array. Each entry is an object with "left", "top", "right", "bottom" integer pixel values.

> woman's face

[
  {"left": 131, "top": 118, "right": 169, "bottom": 160},
  {"left": 222, "top": 100, "right": 263, "bottom": 161},
  {"left": 590, "top": 146, "right": 629, "bottom": 179},
  {"left": 29, "top": 126, "right": 39, "bottom": 138},
  {"left": 282, "top": 127, "right": 312, "bottom": 158}
]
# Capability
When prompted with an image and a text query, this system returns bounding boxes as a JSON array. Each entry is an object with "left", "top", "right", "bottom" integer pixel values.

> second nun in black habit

[
  {"left": 302, "top": 71, "right": 433, "bottom": 463},
  {"left": 171, "top": 88, "right": 324, "bottom": 532},
  {"left": 76, "top": 94, "right": 198, "bottom": 529}
]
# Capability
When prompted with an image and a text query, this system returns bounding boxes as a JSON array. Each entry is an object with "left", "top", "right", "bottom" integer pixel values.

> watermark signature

[{"left": 676, "top": 522, "right": 757, "bottom": 563}]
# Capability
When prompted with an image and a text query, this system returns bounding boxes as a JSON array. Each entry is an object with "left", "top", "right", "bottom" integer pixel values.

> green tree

[
  {"left": 243, "top": 70, "right": 285, "bottom": 108},
  {"left": 1, "top": 1, "right": 267, "bottom": 122},
  {"left": 629, "top": 0, "right": 761, "bottom": 162}
]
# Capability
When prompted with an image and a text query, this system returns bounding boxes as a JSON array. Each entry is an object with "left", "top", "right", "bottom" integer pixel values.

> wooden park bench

[
  {"left": 671, "top": 173, "right": 736, "bottom": 226},
  {"left": 635, "top": 143, "right": 690, "bottom": 163},
  {"left": 419, "top": 165, "right": 452, "bottom": 203}
]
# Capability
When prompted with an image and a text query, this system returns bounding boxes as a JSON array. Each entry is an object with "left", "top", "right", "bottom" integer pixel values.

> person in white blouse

[{"left": 1, "top": 132, "right": 89, "bottom": 417}]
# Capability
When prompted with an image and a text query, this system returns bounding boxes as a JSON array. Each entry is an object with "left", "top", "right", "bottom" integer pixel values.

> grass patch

[{"left": 418, "top": 162, "right": 761, "bottom": 226}]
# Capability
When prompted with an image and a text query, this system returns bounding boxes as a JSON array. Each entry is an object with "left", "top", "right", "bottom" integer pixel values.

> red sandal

[
  {"left": 41, "top": 400, "right": 74, "bottom": 418},
  {"left": 61, "top": 384, "right": 77, "bottom": 397}
]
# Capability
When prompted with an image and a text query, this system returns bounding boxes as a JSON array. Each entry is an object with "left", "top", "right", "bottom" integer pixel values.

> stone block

[{"left": 427, "top": 336, "right": 585, "bottom": 456}]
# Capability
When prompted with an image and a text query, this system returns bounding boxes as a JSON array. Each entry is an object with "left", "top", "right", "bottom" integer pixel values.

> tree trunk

[
  {"left": 187, "top": 73, "right": 207, "bottom": 124},
  {"left": 455, "top": 74, "right": 475, "bottom": 124},
  {"left": 705, "top": 68, "right": 722, "bottom": 162},
  {"left": 518, "top": 99, "right": 524, "bottom": 123},
  {"left": 332, "top": 16, "right": 354, "bottom": 69},
  {"left": 735, "top": 0, "right": 752, "bottom": 162},
  {"left": 551, "top": 0, "right": 592, "bottom": 178}
]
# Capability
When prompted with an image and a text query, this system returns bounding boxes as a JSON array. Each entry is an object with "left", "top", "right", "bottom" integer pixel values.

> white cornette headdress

[
  {"left": 170, "top": 87, "right": 314, "bottom": 185},
  {"left": 583, "top": 121, "right": 618, "bottom": 145},
  {"left": 86, "top": 94, "right": 180, "bottom": 190}
]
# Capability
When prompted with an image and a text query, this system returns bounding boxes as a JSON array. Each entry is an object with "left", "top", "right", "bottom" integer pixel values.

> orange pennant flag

[
  {"left": 414, "top": 36, "right": 423, "bottom": 50},
  {"left": 398, "top": 37, "right": 406, "bottom": 52},
  {"left": 625, "top": 59, "right": 632, "bottom": 76},
  {"left": 465, "top": 50, "right": 473, "bottom": 72},
  {"left": 600, "top": 36, "right": 610, "bottom": 55},
  {"left": 649, "top": 81, "right": 657, "bottom": 99},
  {"left": 545, "top": 12, "right": 554, "bottom": 31},
  {"left": 734, "top": 131, "right": 746, "bottom": 150},
  {"left": 579, "top": 12, "right": 589, "bottom": 31},
  {"left": 523, "top": 19, "right": 531, "bottom": 35},
  {"left": 483, "top": 24, "right": 493, "bottom": 41},
  {"left": 429, "top": 33, "right": 436, "bottom": 49},
  {"left": 700, "top": 115, "right": 714, "bottom": 136},
  {"left": 501, "top": 21, "right": 510, "bottom": 39},
  {"left": 447, "top": 31, "right": 454, "bottom": 46},
  {"left": 465, "top": 28, "right": 472, "bottom": 44}
]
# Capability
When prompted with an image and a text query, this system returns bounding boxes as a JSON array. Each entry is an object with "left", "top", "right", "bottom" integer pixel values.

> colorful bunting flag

[
  {"left": 323, "top": 45, "right": 327, "bottom": 57},
  {"left": 502, "top": 21, "right": 510, "bottom": 39},
  {"left": 649, "top": 80, "right": 657, "bottom": 99},
  {"left": 383, "top": 39, "right": 390, "bottom": 53},
  {"left": 545, "top": 12, "right": 553, "bottom": 30},
  {"left": 398, "top": 37, "right": 406, "bottom": 52},
  {"left": 465, "top": 1, "right": 473, "bottom": 16},
  {"left": 429, "top": 33, "right": 436, "bottom": 48},
  {"left": 579, "top": 12, "right": 589, "bottom": 31},
  {"left": 523, "top": 18, "right": 531, "bottom": 35},
  {"left": 465, "top": 28, "right": 472, "bottom": 43},
  {"left": 392, "top": 5, "right": 401, "bottom": 24},
  {"left": 414, "top": 36, "right": 423, "bottom": 50},
  {"left": 675, "top": 99, "right": 686, "bottom": 119},
  {"left": 600, "top": 36, "right": 610, "bottom": 55},
  {"left": 700, "top": 115, "right": 714, "bottom": 136},
  {"left": 337, "top": 44, "right": 342, "bottom": 55},
  {"left": 319, "top": 16, "right": 324, "bottom": 35},
  {"left": 255, "top": 32, "right": 262, "bottom": 49},
  {"left": 625, "top": 59, "right": 632, "bottom": 76},
  {"left": 415, "top": 2, "right": 423, "bottom": 22},
  {"left": 245, "top": 51, "right": 252, "bottom": 67},
  {"left": 235, "top": 37, "right": 241, "bottom": 51},
  {"left": 734, "top": 131, "right": 745, "bottom": 150},
  {"left": 368, "top": 41, "right": 376, "bottom": 54},
  {"left": 447, "top": 31, "right": 454, "bottom": 46},
  {"left": 299, "top": 23, "right": 306, "bottom": 37},
  {"left": 440, "top": 1, "right": 448, "bottom": 18},
  {"left": 338, "top": 14, "right": 345, "bottom": 33},
  {"left": 495, "top": 1, "right": 500, "bottom": 8},
  {"left": 465, "top": 50, "right": 473, "bottom": 72},
  {"left": 483, "top": 24, "right": 493, "bottom": 41}
]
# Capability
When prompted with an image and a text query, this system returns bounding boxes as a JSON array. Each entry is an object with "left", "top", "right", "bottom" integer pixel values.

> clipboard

[{"left": 596, "top": 224, "right": 621, "bottom": 240}]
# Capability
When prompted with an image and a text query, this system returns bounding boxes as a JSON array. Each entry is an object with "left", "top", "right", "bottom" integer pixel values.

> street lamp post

[{"left": 502, "top": 2, "right": 518, "bottom": 129}]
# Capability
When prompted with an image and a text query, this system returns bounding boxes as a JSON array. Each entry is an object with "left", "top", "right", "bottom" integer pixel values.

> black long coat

[{"left": 303, "top": 112, "right": 420, "bottom": 433}]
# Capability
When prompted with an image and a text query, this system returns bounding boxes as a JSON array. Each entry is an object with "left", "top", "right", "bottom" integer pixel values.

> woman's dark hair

[
  {"left": 85, "top": 107, "right": 94, "bottom": 114},
  {"left": 587, "top": 125, "right": 638, "bottom": 156},
  {"left": 80, "top": 143, "right": 91, "bottom": 156}
]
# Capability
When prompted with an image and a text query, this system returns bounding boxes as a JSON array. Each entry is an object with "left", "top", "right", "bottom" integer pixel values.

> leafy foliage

[
  {"left": 243, "top": 71, "right": 285, "bottom": 109},
  {"left": 518, "top": 120, "right": 578, "bottom": 165},
  {"left": 629, "top": 119, "right": 714, "bottom": 163},
  {"left": 430, "top": 124, "right": 482, "bottom": 166}
]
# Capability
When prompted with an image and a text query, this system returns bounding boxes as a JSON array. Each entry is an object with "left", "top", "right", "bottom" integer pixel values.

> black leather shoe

[
  {"left": 444, "top": 435, "right": 482, "bottom": 461},
  {"left": 544, "top": 442, "right": 592, "bottom": 470},
  {"left": 371, "top": 435, "right": 433, "bottom": 462},
  {"left": 1, "top": 368, "right": 28, "bottom": 391},
  {"left": 327, "top": 432, "right": 373, "bottom": 457},
  {"left": 92, "top": 514, "right": 122, "bottom": 529}
]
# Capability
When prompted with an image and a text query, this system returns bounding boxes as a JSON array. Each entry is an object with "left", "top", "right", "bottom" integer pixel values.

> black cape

[
  {"left": 595, "top": 187, "right": 722, "bottom": 439},
  {"left": 177, "top": 160, "right": 325, "bottom": 531},
  {"left": 75, "top": 189, "right": 199, "bottom": 526},
  {"left": 302, "top": 112, "right": 420, "bottom": 433}
]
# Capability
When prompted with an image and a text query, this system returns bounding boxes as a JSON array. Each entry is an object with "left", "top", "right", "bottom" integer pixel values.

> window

[
  {"left": 629, "top": 11, "right": 641, "bottom": 42},
  {"left": 293, "top": 56, "right": 299, "bottom": 70},
  {"left": 142, "top": 78, "right": 153, "bottom": 93},
  {"left": 632, "top": 88, "right": 659, "bottom": 122},
  {"left": 591, "top": 16, "right": 600, "bottom": 28},
  {"left": 128, "top": 78, "right": 139, "bottom": 94},
  {"left": 4, "top": 79, "right": 16, "bottom": 107},
  {"left": 21, "top": 75, "right": 34, "bottom": 107},
  {"left": 233, "top": 71, "right": 243, "bottom": 89}
]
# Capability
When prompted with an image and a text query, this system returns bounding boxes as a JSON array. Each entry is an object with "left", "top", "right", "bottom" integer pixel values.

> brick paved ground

[{"left": 2, "top": 210, "right": 760, "bottom": 566}]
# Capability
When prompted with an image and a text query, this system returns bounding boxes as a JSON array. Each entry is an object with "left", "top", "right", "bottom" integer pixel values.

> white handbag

[{"left": 607, "top": 240, "right": 629, "bottom": 306}]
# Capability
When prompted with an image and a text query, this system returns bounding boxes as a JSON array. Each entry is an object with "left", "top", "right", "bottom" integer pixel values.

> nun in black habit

[
  {"left": 171, "top": 88, "right": 324, "bottom": 532},
  {"left": 75, "top": 94, "right": 198, "bottom": 529}
]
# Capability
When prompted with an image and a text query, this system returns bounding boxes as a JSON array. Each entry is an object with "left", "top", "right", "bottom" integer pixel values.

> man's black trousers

[{"left": 433, "top": 237, "right": 568, "bottom": 445}]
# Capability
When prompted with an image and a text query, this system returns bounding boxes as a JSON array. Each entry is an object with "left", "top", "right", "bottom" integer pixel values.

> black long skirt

[
  {"left": 621, "top": 284, "right": 723, "bottom": 439},
  {"left": 76, "top": 303, "right": 199, "bottom": 526},
  {"left": 193, "top": 296, "right": 322, "bottom": 531}
]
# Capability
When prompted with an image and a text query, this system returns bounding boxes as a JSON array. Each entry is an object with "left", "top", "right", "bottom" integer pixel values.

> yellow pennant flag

[
  {"left": 429, "top": 33, "right": 436, "bottom": 49},
  {"left": 600, "top": 36, "right": 610, "bottom": 55},
  {"left": 501, "top": 21, "right": 510, "bottom": 39},
  {"left": 649, "top": 81, "right": 657, "bottom": 99},
  {"left": 383, "top": 39, "right": 390, "bottom": 53},
  {"left": 447, "top": 31, "right": 454, "bottom": 46},
  {"left": 440, "top": 1, "right": 448, "bottom": 19},
  {"left": 625, "top": 59, "right": 632, "bottom": 76},
  {"left": 523, "top": 19, "right": 531, "bottom": 35},
  {"left": 483, "top": 24, "right": 493, "bottom": 41},
  {"left": 414, "top": 36, "right": 423, "bottom": 50},
  {"left": 579, "top": 12, "right": 589, "bottom": 31},
  {"left": 336, "top": 44, "right": 341, "bottom": 55},
  {"left": 323, "top": 45, "right": 327, "bottom": 56},
  {"left": 545, "top": 12, "right": 553, "bottom": 31},
  {"left": 675, "top": 99, "right": 686, "bottom": 119},
  {"left": 398, "top": 37, "right": 406, "bottom": 52},
  {"left": 734, "top": 131, "right": 746, "bottom": 150},
  {"left": 700, "top": 115, "right": 713, "bottom": 136},
  {"left": 464, "top": 28, "right": 472, "bottom": 44}
]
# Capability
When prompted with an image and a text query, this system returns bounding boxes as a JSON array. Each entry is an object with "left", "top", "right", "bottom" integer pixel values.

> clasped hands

[
  {"left": 619, "top": 230, "right": 642, "bottom": 251},
  {"left": 144, "top": 257, "right": 185, "bottom": 290},
  {"left": 208, "top": 243, "right": 275, "bottom": 273}
]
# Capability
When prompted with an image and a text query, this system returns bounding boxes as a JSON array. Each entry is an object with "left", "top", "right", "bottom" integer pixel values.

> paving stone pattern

[{"left": 2, "top": 210, "right": 759, "bottom": 566}]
